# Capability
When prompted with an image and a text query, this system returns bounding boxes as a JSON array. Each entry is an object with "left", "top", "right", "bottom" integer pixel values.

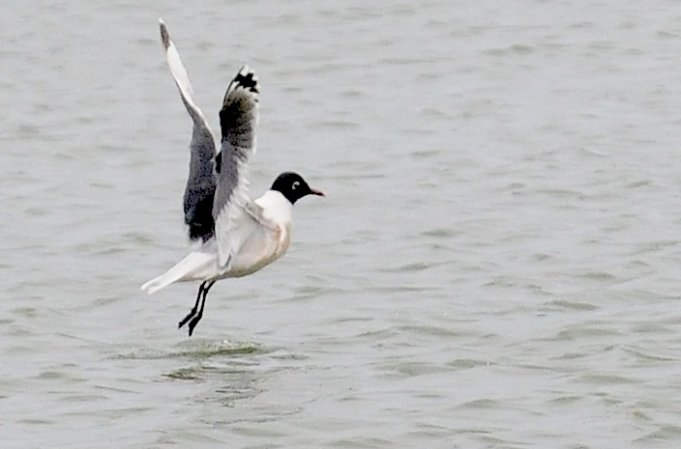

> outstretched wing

[
  {"left": 159, "top": 19, "right": 217, "bottom": 242},
  {"left": 212, "top": 66, "right": 261, "bottom": 267}
]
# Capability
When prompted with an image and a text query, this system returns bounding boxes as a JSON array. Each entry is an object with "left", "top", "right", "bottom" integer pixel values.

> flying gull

[{"left": 141, "top": 19, "right": 324, "bottom": 336}]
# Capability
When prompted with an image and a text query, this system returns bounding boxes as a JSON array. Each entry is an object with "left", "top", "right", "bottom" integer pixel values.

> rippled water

[{"left": 3, "top": 1, "right": 681, "bottom": 448}]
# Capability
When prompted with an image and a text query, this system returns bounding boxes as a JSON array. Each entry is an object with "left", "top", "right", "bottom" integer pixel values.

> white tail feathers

[{"left": 141, "top": 251, "right": 217, "bottom": 294}]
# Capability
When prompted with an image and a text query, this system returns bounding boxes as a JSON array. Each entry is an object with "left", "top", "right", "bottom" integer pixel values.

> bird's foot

[
  {"left": 178, "top": 308, "right": 197, "bottom": 329},
  {"left": 187, "top": 312, "right": 203, "bottom": 337}
]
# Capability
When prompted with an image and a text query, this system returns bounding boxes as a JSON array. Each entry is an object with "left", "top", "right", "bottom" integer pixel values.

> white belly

[{"left": 221, "top": 223, "right": 291, "bottom": 278}]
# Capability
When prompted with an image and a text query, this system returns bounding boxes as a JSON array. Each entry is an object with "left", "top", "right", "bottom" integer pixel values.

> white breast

[
  {"left": 255, "top": 190, "right": 293, "bottom": 226},
  {"left": 256, "top": 190, "right": 293, "bottom": 257},
  {"left": 223, "top": 190, "right": 293, "bottom": 278}
]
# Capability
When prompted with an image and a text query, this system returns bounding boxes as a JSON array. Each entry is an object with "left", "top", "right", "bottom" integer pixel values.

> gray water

[{"left": 3, "top": 1, "right": 681, "bottom": 448}]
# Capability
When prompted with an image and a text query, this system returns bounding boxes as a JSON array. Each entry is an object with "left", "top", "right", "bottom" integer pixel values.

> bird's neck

[{"left": 255, "top": 190, "right": 293, "bottom": 225}]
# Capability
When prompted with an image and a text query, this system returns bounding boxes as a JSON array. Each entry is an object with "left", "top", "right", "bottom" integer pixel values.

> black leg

[
  {"left": 178, "top": 281, "right": 206, "bottom": 329},
  {"left": 187, "top": 280, "right": 215, "bottom": 336}
]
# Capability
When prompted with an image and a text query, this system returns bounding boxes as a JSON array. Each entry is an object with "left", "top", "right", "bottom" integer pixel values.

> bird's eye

[{"left": 292, "top": 181, "right": 300, "bottom": 190}]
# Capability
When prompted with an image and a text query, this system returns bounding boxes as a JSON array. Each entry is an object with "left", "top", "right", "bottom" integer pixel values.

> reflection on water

[{"left": 116, "top": 339, "right": 266, "bottom": 361}]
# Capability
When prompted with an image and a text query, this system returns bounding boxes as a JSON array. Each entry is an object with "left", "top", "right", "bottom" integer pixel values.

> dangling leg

[
  {"left": 178, "top": 281, "right": 207, "bottom": 329},
  {"left": 187, "top": 280, "right": 215, "bottom": 336}
]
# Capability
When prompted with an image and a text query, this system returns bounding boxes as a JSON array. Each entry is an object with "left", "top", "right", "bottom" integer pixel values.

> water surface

[{"left": 2, "top": 1, "right": 681, "bottom": 448}]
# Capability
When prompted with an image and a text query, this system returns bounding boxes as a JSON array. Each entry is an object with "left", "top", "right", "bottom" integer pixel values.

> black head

[{"left": 271, "top": 172, "right": 325, "bottom": 204}]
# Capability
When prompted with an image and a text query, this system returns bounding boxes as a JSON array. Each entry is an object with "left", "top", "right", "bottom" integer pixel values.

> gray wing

[
  {"left": 159, "top": 19, "right": 217, "bottom": 242},
  {"left": 212, "top": 66, "right": 260, "bottom": 267}
]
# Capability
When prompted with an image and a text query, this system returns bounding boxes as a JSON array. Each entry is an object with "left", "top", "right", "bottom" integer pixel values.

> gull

[{"left": 141, "top": 20, "right": 324, "bottom": 336}]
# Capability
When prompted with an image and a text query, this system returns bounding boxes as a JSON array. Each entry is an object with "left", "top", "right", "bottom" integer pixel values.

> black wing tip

[
  {"left": 228, "top": 65, "right": 260, "bottom": 96},
  {"left": 159, "top": 18, "right": 170, "bottom": 50},
  {"left": 186, "top": 220, "right": 215, "bottom": 242}
]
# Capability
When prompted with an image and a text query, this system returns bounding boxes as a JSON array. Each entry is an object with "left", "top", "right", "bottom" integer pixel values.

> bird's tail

[{"left": 141, "top": 251, "right": 216, "bottom": 295}]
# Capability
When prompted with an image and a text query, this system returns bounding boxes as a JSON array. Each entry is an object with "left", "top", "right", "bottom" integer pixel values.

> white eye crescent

[{"left": 292, "top": 181, "right": 300, "bottom": 190}]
